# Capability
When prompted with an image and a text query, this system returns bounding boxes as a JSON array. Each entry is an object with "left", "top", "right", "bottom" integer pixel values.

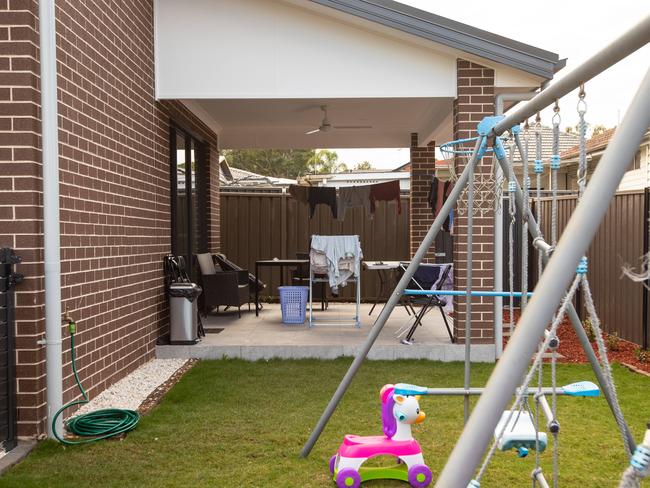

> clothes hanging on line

[
  {"left": 288, "top": 184, "right": 309, "bottom": 204},
  {"left": 308, "top": 186, "right": 338, "bottom": 219},
  {"left": 369, "top": 180, "right": 401, "bottom": 215},
  {"left": 337, "top": 185, "right": 372, "bottom": 221},
  {"left": 428, "top": 177, "right": 454, "bottom": 232}
]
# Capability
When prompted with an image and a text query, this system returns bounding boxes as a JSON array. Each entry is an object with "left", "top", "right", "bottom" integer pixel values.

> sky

[{"left": 333, "top": 0, "right": 650, "bottom": 170}]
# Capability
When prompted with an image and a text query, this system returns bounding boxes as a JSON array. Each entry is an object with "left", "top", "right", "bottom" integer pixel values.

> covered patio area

[
  {"left": 155, "top": 0, "right": 563, "bottom": 362},
  {"left": 156, "top": 303, "right": 494, "bottom": 361}
]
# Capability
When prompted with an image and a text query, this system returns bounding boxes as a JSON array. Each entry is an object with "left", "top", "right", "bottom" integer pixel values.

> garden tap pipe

[
  {"left": 299, "top": 136, "right": 486, "bottom": 458},
  {"left": 435, "top": 66, "right": 650, "bottom": 487},
  {"left": 39, "top": 0, "right": 63, "bottom": 439},
  {"left": 494, "top": 92, "right": 535, "bottom": 360}
]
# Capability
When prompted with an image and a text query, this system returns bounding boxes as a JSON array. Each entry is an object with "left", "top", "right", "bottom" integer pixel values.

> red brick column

[
  {"left": 453, "top": 60, "right": 495, "bottom": 344},
  {"left": 409, "top": 133, "right": 436, "bottom": 261}
]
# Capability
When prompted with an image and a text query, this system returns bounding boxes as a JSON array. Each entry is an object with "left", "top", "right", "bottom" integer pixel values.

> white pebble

[{"left": 70, "top": 358, "right": 188, "bottom": 418}]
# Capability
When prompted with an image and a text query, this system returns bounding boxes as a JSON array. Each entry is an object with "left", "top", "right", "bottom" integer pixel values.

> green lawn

[{"left": 1, "top": 359, "right": 649, "bottom": 487}]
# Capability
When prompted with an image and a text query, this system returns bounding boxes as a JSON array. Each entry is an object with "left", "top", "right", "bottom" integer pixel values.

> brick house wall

[
  {"left": 0, "top": 0, "right": 220, "bottom": 437},
  {"left": 409, "top": 133, "right": 436, "bottom": 262},
  {"left": 452, "top": 60, "right": 495, "bottom": 344},
  {"left": 0, "top": 0, "right": 44, "bottom": 438}
]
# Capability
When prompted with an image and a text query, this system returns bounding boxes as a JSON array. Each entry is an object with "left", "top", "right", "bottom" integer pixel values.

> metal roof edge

[{"left": 308, "top": 0, "right": 563, "bottom": 79}]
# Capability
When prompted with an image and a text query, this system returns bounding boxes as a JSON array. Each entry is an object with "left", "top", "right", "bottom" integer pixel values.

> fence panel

[
  {"left": 534, "top": 192, "right": 647, "bottom": 346},
  {"left": 220, "top": 193, "right": 411, "bottom": 300}
]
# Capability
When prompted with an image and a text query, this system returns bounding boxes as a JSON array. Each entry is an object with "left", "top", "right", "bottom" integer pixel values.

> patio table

[
  {"left": 255, "top": 259, "right": 308, "bottom": 317},
  {"left": 363, "top": 261, "right": 402, "bottom": 315}
]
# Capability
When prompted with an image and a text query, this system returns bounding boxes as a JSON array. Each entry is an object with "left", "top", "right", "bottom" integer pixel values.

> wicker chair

[{"left": 196, "top": 253, "right": 251, "bottom": 318}]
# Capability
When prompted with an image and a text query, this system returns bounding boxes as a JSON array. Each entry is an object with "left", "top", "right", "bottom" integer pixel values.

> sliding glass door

[{"left": 170, "top": 126, "right": 207, "bottom": 279}]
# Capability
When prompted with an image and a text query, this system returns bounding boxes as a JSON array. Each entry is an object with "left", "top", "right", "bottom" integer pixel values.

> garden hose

[{"left": 52, "top": 319, "right": 140, "bottom": 445}]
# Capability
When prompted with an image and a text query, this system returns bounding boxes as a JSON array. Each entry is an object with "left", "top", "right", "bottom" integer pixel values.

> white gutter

[{"left": 39, "top": 0, "right": 63, "bottom": 438}]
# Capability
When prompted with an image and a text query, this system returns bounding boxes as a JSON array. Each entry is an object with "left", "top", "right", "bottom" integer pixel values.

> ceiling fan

[{"left": 304, "top": 105, "right": 372, "bottom": 135}]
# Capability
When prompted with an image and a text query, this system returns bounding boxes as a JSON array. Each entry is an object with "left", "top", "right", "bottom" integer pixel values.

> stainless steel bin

[{"left": 169, "top": 282, "right": 202, "bottom": 345}]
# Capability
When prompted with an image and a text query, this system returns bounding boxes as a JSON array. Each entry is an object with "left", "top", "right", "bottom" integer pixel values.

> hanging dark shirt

[
  {"left": 289, "top": 184, "right": 309, "bottom": 204},
  {"left": 428, "top": 177, "right": 454, "bottom": 232},
  {"left": 308, "top": 187, "right": 338, "bottom": 219},
  {"left": 369, "top": 180, "right": 401, "bottom": 215}
]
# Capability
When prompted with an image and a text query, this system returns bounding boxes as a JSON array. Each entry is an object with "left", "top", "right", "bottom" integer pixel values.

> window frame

[{"left": 170, "top": 124, "right": 208, "bottom": 279}]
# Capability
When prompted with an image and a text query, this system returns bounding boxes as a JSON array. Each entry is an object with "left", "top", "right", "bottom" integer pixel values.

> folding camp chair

[{"left": 400, "top": 263, "right": 454, "bottom": 344}]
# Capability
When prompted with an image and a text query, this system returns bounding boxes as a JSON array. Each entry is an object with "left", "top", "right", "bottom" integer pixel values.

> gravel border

[{"left": 72, "top": 358, "right": 190, "bottom": 418}]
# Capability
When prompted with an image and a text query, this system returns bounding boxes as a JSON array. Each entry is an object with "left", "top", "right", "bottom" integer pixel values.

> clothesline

[{"left": 288, "top": 180, "right": 401, "bottom": 220}]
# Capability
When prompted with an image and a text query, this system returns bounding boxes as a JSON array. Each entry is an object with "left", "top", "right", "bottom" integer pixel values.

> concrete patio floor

[{"left": 156, "top": 302, "right": 496, "bottom": 362}]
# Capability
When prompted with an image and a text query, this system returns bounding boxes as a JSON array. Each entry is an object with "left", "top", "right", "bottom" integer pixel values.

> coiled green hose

[{"left": 52, "top": 322, "right": 140, "bottom": 445}]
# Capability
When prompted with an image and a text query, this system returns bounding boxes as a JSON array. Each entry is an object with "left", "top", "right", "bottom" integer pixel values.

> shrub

[
  {"left": 583, "top": 318, "right": 596, "bottom": 342},
  {"left": 605, "top": 332, "right": 620, "bottom": 352},
  {"left": 634, "top": 347, "right": 649, "bottom": 363}
]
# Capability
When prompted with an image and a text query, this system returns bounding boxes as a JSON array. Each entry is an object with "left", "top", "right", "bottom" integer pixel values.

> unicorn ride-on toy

[{"left": 329, "top": 384, "right": 432, "bottom": 488}]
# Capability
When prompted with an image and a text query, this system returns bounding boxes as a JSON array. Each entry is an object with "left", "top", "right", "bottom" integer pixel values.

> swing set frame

[{"left": 300, "top": 12, "right": 650, "bottom": 488}]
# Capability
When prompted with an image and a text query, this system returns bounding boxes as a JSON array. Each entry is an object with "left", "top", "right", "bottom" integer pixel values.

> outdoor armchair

[{"left": 201, "top": 269, "right": 250, "bottom": 318}]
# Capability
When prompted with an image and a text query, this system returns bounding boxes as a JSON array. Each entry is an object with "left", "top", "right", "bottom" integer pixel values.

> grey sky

[{"left": 334, "top": 1, "right": 650, "bottom": 169}]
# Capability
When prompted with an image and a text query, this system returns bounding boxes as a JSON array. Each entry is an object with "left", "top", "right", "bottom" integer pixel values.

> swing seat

[{"left": 496, "top": 410, "right": 547, "bottom": 454}]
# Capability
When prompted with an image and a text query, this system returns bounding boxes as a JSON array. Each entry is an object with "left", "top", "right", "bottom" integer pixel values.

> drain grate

[{"left": 204, "top": 328, "right": 224, "bottom": 334}]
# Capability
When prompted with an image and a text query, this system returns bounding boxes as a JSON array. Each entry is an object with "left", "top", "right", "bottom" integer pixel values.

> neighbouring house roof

[
  {"left": 219, "top": 159, "right": 296, "bottom": 190},
  {"left": 561, "top": 127, "right": 617, "bottom": 161},
  {"left": 299, "top": 169, "right": 410, "bottom": 191},
  {"left": 507, "top": 126, "right": 579, "bottom": 164},
  {"left": 309, "top": 0, "right": 565, "bottom": 79}
]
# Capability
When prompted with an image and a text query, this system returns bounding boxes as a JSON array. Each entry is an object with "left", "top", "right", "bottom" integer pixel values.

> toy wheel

[
  {"left": 329, "top": 455, "right": 337, "bottom": 475},
  {"left": 336, "top": 468, "right": 361, "bottom": 488},
  {"left": 408, "top": 464, "right": 432, "bottom": 488}
]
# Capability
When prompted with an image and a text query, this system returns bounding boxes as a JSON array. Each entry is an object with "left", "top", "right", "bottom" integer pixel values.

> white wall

[
  {"left": 155, "top": 0, "right": 457, "bottom": 99},
  {"left": 619, "top": 143, "right": 650, "bottom": 192}
]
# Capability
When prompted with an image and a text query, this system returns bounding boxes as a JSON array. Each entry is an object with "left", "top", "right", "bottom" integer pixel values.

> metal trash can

[{"left": 169, "top": 282, "right": 202, "bottom": 344}]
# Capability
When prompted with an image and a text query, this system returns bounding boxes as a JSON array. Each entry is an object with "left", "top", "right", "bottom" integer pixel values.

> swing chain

[
  {"left": 577, "top": 84, "right": 588, "bottom": 115},
  {"left": 577, "top": 85, "right": 589, "bottom": 196}
]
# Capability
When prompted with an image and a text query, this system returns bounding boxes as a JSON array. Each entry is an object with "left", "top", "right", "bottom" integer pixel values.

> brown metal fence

[
  {"left": 534, "top": 191, "right": 649, "bottom": 347},
  {"left": 220, "top": 192, "right": 410, "bottom": 300}
]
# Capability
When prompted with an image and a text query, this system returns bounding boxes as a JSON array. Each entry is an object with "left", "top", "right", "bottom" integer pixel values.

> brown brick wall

[
  {"left": 1, "top": 0, "right": 220, "bottom": 437},
  {"left": 409, "top": 133, "right": 437, "bottom": 261},
  {"left": 0, "top": 0, "right": 46, "bottom": 439},
  {"left": 452, "top": 60, "right": 495, "bottom": 344}
]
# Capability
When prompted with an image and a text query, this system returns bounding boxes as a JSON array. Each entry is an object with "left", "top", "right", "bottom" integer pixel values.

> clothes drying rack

[{"left": 308, "top": 236, "right": 362, "bottom": 328}]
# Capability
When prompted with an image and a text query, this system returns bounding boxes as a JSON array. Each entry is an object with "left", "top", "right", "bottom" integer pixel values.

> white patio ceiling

[
  {"left": 183, "top": 97, "right": 453, "bottom": 149},
  {"left": 154, "top": 0, "right": 554, "bottom": 148}
]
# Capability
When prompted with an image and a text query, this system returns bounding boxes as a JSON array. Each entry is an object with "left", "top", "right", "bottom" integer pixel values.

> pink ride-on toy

[{"left": 329, "top": 384, "right": 432, "bottom": 488}]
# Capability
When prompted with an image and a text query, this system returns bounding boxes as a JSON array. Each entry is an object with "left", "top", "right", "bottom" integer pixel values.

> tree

[
  {"left": 354, "top": 161, "right": 373, "bottom": 170},
  {"left": 220, "top": 149, "right": 315, "bottom": 179},
  {"left": 308, "top": 149, "right": 348, "bottom": 174},
  {"left": 591, "top": 124, "right": 608, "bottom": 137}
]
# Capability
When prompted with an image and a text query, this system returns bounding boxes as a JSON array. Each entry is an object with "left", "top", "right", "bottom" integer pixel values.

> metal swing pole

[
  {"left": 435, "top": 67, "right": 650, "bottom": 487},
  {"left": 491, "top": 14, "right": 650, "bottom": 137},
  {"left": 299, "top": 136, "right": 486, "bottom": 458},
  {"left": 499, "top": 147, "right": 637, "bottom": 454}
]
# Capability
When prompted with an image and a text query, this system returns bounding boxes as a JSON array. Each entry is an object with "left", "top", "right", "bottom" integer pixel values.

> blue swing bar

[{"left": 403, "top": 289, "right": 534, "bottom": 298}]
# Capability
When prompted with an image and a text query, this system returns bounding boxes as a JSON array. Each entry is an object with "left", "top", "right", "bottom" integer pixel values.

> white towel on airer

[{"left": 310, "top": 235, "right": 362, "bottom": 293}]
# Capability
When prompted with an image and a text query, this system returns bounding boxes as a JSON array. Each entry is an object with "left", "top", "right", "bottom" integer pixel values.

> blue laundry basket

[{"left": 278, "top": 286, "right": 309, "bottom": 324}]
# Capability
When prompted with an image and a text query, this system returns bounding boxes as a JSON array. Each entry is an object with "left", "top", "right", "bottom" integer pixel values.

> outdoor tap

[{"left": 62, "top": 312, "right": 77, "bottom": 334}]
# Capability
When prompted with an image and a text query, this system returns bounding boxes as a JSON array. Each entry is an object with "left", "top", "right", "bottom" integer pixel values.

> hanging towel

[
  {"left": 337, "top": 185, "right": 372, "bottom": 221},
  {"left": 308, "top": 187, "right": 337, "bottom": 219},
  {"left": 428, "top": 177, "right": 454, "bottom": 232},
  {"left": 289, "top": 184, "right": 309, "bottom": 204},
  {"left": 310, "top": 235, "right": 362, "bottom": 293},
  {"left": 369, "top": 180, "right": 401, "bottom": 215}
]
